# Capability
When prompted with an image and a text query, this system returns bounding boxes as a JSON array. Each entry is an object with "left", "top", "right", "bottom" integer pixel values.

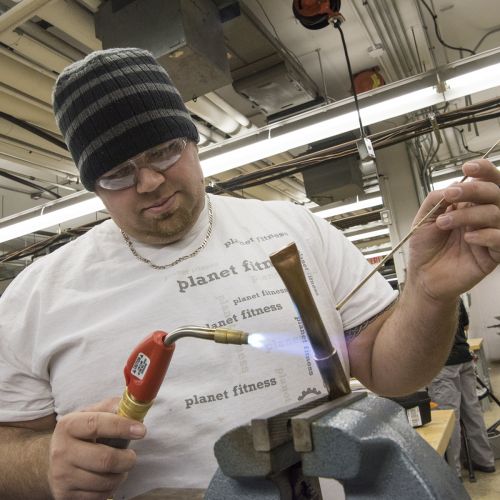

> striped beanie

[{"left": 52, "top": 48, "right": 199, "bottom": 191}]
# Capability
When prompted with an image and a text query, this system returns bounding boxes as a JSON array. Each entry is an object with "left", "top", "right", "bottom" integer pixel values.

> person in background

[
  {"left": 429, "top": 298, "right": 496, "bottom": 479},
  {"left": 0, "top": 48, "right": 499, "bottom": 499}
]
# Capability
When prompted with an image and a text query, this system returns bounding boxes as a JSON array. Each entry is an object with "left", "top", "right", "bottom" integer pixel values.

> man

[
  {"left": 0, "top": 48, "right": 499, "bottom": 500},
  {"left": 429, "top": 299, "right": 496, "bottom": 479}
]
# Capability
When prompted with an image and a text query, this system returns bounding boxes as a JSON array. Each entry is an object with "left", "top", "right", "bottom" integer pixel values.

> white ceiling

[{"left": 1, "top": 0, "right": 500, "bottom": 284}]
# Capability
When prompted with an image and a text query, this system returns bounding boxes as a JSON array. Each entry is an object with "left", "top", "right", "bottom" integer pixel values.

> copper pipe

[{"left": 270, "top": 243, "right": 350, "bottom": 399}]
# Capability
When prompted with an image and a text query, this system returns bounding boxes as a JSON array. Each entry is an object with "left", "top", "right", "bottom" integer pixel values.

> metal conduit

[
  {"left": 0, "top": 0, "right": 55, "bottom": 34},
  {"left": 363, "top": 1, "right": 405, "bottom": 80},
  {"left": 187, "top": 96, "right": 242, "bottom": 135},
  {"left": 389, "top": 0, "right": 421, "bottom": 73},
  {"left": 205, "top": 92, "right": 254, "bottom": 130},
  {"left": 379, "top": 0, "right": 414, "bottom": 75},
  {"left": 194, "top": 120, "right": 226, "bottom": 143}
]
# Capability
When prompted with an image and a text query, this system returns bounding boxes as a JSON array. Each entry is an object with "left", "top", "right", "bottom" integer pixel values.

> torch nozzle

[
  {"left": 214, "top": 328, "right": 249, "bottom": 345},
  {"left": 163, "top": 326, "right": 249, "bottom": 346}
]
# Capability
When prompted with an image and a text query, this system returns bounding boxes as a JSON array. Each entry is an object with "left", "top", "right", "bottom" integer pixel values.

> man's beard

[{"left": 141, "top": 206, "right": 195, "bottom": 241}]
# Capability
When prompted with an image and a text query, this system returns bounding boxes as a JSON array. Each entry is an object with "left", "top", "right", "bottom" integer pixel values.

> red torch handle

[{"left": 124, "top": 330, "right": 176, "bottom": 402}]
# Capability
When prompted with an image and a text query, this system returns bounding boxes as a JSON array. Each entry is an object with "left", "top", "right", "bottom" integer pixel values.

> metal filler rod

[
  {"left": 270, "top": 242, "right": 351, "bottom": 399},
  {"left": 336, "top": 137, "right": 500, "bottom": 310}
]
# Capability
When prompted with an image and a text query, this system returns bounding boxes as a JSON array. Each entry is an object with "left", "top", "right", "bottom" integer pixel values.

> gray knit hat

[{"left": 53, "top": 48, "right": 199, "bottom": 191}]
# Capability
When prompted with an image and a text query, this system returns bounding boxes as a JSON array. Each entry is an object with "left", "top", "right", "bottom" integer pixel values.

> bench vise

[{"left": 204, "top": 391, "right": 470, "bottom": 499}]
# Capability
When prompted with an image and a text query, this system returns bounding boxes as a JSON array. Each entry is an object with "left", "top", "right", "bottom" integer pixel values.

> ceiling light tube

[
  {"left": 313, "top": 196, "right": 383, "bottom": 219},
  {"left": 362, "top": 249, "right": 391, "bottom": 259},
  {"left": 346, "top": 227, "right": 390, "bottom": 242},
  {"left": 0, "top": 191, "right": 104, "bottom": 244}
]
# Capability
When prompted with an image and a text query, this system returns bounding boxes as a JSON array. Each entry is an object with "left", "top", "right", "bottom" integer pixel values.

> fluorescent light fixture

[
  {"left": 363, "top": 249, "right": 391, "bottom": 259},
  {"left": 445, "top": 62, "right": 500, "bottom": 100},
  {"left": 431, "top": 175, "right": 464, "bottom": 191},
  {"left": 0, "top": 192, "right": 104, "bottom": 244},
  {"left": 199, "top": 87, "right": 442, "bottom": 177},
  {"left": 346, "top": 227, "right": 390, "bottom": 242},
  {"left": 200, "top": 54, "right": 500, "bottom": 177},
  {"left": 432, "top": 166, "right": 500, "bottom": 191},
  {"left": 314, "top": 196, "right": 383, "bottom": 219}
]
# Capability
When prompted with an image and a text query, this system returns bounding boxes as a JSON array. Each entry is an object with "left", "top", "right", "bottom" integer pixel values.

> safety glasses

[{"left": 97, "top": 137, "right": 188, "bottom": 191}]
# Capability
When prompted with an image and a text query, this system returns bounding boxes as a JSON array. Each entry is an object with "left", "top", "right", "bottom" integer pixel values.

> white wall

[{"left": 469, "top": 266, "right": 500, "bottom": 361}]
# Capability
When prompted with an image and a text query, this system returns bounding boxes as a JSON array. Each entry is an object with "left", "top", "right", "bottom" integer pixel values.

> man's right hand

[{"left": 48, "top": 397, "right": 147, "bottom": 500}]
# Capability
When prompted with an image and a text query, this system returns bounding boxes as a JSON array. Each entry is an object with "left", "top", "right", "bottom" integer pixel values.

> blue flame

[
  {"left": 247, "top": 333, "right": 267, "bottom": 348},
  {"left": 247, "top": 331, "right": 309, "bottom": 357}
]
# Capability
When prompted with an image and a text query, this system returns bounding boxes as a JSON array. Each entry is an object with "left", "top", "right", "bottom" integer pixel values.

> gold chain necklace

[{"left": 121, "top": 195, "right": 214, "bottom": 270}]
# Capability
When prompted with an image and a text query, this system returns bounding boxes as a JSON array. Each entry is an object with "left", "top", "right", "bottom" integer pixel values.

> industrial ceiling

[{"left": 1, "top": 0, "right": 500, "bottom": 291}]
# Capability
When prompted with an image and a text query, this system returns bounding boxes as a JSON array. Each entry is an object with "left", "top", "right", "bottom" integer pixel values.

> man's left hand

[{"left": 407, "top": 159, "right": 500, "bottom": 302}]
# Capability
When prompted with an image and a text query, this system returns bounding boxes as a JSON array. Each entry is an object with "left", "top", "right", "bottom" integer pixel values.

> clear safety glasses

[{"left": 97, "top": 137, "right": 188, "bottom": 191}]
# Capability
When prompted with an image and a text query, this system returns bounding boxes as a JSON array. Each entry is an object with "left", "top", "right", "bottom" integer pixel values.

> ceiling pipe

[
  {"left": 193, "top": 119, "right": 226, "bottom": 143},
  {"left": 187, "top": 96, "right": 244, "bottom": 135},
  {"left": 20, "top": 19, "right": 86, "bottom": 60},
  {"left": 442, "top": 127, "right": 461, "bottom": 159},
  {"left": 0, "top": 92, "right": 58, "bottom": 132},
  {"left": 363, "top": 1, "right": 405, "bottom": 80},
  {"left": 377, "top": 0, "right": 413, "bottom": 75},
  {"left": 415, "top": 0, "right": 441, "bottom": 71},
  {"left": 0, "top": 144, "right": 75, "bottom": 180},
  {"left": 0, "top": 111, "right": 66, "bottom": 151},
  {"left": 0, "top": 147, "right": 76, "bottom": 181},
  {"left": 0, "top": 29, "right": 72, "bottom": 72},
  {"left": 0, "top": 52, "right": 56, "bottom": 104},
  {"left": 37, "top": 0, "right": 101, "bottom": 51},
  {"left": 0, "top": 130, "right": 73, "bottom": 163},
  {"left": 0, "top": 45, "right": 57, "bottom": 79},
  {"left": 0, "top": 0, "right": 56, "bottom": 34},
  {"left": 0, "top": 83, "right": 52, "bottom": 113},
  {"left": 197, "top": 132, "right": 209, "bottom": 146},
  {"left": 205, "top": 92, "right": 256, "bottom": 130},
  {"left": 388, "top": 0, "right": 421, "bottom": 73}
]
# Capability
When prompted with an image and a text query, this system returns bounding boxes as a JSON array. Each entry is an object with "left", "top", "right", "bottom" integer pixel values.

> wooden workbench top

[{"left": 416, "top": 409, "right": 455, "bottom": 456}]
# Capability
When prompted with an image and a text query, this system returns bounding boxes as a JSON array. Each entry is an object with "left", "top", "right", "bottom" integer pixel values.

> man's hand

[
  {"left": 408, "top": 159, "right": 500, "bottom": 302},
  {"left": 48, "top": 397, "right": 147, "bottom": 500}
]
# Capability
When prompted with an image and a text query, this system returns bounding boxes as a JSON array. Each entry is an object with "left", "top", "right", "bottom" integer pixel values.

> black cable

[
  {"left": 333, "top": 22, "right": 365, "bottom": 137},
  {"left": 0, "top": 169, "right": 61, "bottom": 199},
  {"left": 453, "top": 127, "right": 482, "bottom": 155},
  {"left": 423, "top": 135, "right": 440, "bottom": 191},
  {"left": 0, "top": 112, "right": 68, "bottom": 150},
  {"left": 473, "top": 26, "right": 500, "bottom": 53},
  {"left": 418, "top": 0, "right": 475, "bottom": 56}
]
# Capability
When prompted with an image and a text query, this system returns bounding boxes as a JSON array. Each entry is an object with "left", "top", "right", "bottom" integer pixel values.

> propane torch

[{"left": 98, "top": 326, "right": 249, "bottom": 449}]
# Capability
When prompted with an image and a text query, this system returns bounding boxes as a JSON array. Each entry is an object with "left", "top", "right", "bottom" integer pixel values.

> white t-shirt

[{"left": 0, "top": 194, "right": 396, "bottom": 498}]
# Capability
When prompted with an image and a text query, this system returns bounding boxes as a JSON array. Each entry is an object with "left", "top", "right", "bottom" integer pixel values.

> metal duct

[{"left": 95, "top": 0, "right": 231, "bottom": 101}]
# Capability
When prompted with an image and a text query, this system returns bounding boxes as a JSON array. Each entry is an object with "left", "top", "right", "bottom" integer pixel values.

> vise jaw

[{"left": 205, "top": 392, "right": 470, "bottom": 500}]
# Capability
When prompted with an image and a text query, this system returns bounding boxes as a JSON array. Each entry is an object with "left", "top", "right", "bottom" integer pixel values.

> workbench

[{"left": 416, "top": 409, "right": 455, "bottom": 456}]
